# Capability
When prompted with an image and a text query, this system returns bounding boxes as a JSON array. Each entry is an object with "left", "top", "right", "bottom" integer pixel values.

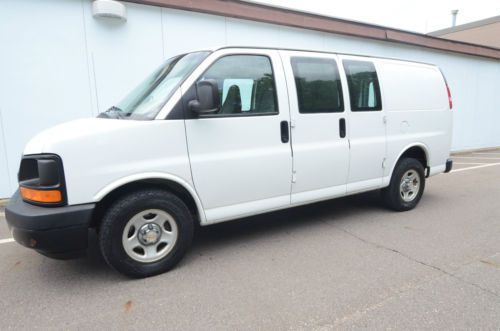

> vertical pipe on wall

[
  {"left": 81, "top": 0, "right": 99, "bottom": 117},
  {"left": 451, "top": 10, "right": 459, "bottom": 27},
  {"left": 0, "top": 108, "right": 12, "bottom": 196}
]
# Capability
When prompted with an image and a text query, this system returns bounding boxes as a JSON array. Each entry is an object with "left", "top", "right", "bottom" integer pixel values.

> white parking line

[
  {"left": 473, "top": 152, "right": 500, "bottom": 156},
  {"left": 0, "top": 212, "right": 5, "bottom": 217},
  {"left": 454, "top": 162, "right": 487, "bottom": 165},
  {"left": 453, "top": 156, "right": 500, "bottom": 160},
  {"left": 0, "top": 238, "right": 14, "bottom": 244},
  {"left": 451, "top": 163, "right": 500, "bottom": 173}
]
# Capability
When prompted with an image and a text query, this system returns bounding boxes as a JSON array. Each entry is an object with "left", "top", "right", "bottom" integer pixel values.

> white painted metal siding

[{"left": 0, "top": 0, "right": 499, "bottom": 197}]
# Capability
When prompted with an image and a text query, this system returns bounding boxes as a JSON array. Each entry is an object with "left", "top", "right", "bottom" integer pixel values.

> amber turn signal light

[{"left": 20, "top": 187, "right": 62, "bottom": 204}]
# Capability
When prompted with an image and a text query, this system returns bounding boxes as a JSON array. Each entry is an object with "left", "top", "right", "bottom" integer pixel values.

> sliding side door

[{"left": 280, "top": 51, "right": 350, "bottom": 204}]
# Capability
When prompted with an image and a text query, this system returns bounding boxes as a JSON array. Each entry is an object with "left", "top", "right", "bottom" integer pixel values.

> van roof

[{"left": 206, "top": 46, "right": 438, "bottom": 67}]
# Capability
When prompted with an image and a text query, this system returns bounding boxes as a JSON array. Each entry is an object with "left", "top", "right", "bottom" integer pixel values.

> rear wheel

[
  {"left": 99, "top": 189, "right": 194, "bottom": 278},
  {"left": 382, "top": 158, "right": 425, "bottom": 211}
]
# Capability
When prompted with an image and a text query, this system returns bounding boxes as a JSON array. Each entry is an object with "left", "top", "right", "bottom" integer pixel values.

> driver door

[{"left": 183, "top": 49, "right": 293, "bottom": 223}]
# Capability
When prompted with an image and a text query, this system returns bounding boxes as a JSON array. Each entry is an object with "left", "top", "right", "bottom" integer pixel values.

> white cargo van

[{"left": 6, "top": 47, "right": 453, "bottom": 277}]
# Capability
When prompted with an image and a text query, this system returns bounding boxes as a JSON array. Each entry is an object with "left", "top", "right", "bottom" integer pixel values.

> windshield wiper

[
  {"left": 107, "top": 106, "right": 123, "bottom": 112},
  {"left": 98, "top": 106, "right": 127, "bottom": 119}
]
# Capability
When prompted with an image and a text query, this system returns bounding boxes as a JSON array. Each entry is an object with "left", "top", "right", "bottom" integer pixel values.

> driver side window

[{"left": 198, "top": 55, "right": 278, "bottom": 116}]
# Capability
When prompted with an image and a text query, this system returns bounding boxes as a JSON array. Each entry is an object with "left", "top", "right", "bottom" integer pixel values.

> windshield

[{"left": 99, "top": 51, "right": 209, "bottom": 120}]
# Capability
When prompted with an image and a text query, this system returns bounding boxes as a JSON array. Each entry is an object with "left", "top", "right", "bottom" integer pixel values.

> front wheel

[
  {"left": 99, "top": 189, "right": 194, "bottom": 278},
  {"left": 382, "top": 158, "right": 425, "bottom": 211}
]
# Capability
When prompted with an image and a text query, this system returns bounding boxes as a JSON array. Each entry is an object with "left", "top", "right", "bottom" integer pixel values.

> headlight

[{"left": 18, "top": 154, "right": 67, "bottom": 206}]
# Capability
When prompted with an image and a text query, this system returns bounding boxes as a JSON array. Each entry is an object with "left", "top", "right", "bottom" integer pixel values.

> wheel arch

[
  {"left": 90, "top": 173, "right": 206, "bottom": 227},
  {"left": 389, "top": 143, "right": 430, "bottom": 180}
]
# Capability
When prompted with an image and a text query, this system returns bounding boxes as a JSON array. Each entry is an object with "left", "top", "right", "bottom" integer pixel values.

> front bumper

[{"left": 5, "top": 191, "right": 95, "bottom": 259}]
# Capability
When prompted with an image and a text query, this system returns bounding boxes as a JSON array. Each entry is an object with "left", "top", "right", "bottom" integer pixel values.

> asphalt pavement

[{"left": 0, "top": 149, "right": 499, "bottom": 330}]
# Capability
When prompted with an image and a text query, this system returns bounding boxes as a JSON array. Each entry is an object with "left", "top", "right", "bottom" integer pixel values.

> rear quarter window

[{"left": 343, "top": 60, "right": 382, "bottom": 111}]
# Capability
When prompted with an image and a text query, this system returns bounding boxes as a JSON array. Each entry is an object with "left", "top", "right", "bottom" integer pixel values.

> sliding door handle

[
  {"left": 280, "top": 120, "right": 289, "bottom": 143},
  {"left": 339, "top": 118, "right": 346, "bottom": 138}
]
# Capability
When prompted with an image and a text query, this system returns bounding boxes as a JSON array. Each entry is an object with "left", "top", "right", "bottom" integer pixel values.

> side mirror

[{"left": 188, "top": 79, "right": 220, "bottom": 115}]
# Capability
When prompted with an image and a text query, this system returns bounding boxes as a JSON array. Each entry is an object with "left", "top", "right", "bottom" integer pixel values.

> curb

[
  {"left": 451, "top": 146, "right": 500, "bottom": 156},
  {"left": 0, "top": 199, "right": 9, "bottom": 208}
]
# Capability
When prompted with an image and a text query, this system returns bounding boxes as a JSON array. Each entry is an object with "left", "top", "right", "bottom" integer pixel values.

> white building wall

[
  {"left": 0, "top": 0, "right": 499, "bottom": 197},
  {"left": 0, "top": 0, "right": 94, "bottom": 198}
]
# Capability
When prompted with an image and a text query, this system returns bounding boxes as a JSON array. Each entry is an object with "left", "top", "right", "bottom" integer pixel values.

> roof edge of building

[
  {"left": 428, "top": 15, "right": 500, "bottom": 37},
  {"left": 125, "top": 0, "right": 500, "bottom": 60}
]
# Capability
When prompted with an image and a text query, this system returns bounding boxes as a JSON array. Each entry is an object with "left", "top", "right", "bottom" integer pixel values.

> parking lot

[{"left": 0, "top": 149, "right": 499, "bottom": 330}]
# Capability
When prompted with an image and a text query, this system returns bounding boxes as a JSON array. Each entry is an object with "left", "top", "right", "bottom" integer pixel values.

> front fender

[{"left": 93, "top": 172, "right": 206, "bottom": 223}]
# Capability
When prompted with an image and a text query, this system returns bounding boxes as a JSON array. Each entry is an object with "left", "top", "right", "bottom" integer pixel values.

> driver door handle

[
  {"left": 280, "top": 121, "right": 289, "bottom": 143},
  {"left": 339, "top": 118, "right": 346, "bottom": 138}
]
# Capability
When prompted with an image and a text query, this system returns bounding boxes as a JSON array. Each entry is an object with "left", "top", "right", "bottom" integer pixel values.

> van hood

[
  {"left": 24, "top": 118, "right": 147, "bottom": 155},
  {"left": 21, "top": 117, "right": 192, "bottom": 206}
]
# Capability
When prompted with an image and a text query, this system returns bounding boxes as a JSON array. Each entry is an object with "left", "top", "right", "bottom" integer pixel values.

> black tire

[
  {"left": 381, "top": 157, "right": 425, "bottom": 211},
  {"left": 98, "top": 189, "right": 194, "bottom": 278}
]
